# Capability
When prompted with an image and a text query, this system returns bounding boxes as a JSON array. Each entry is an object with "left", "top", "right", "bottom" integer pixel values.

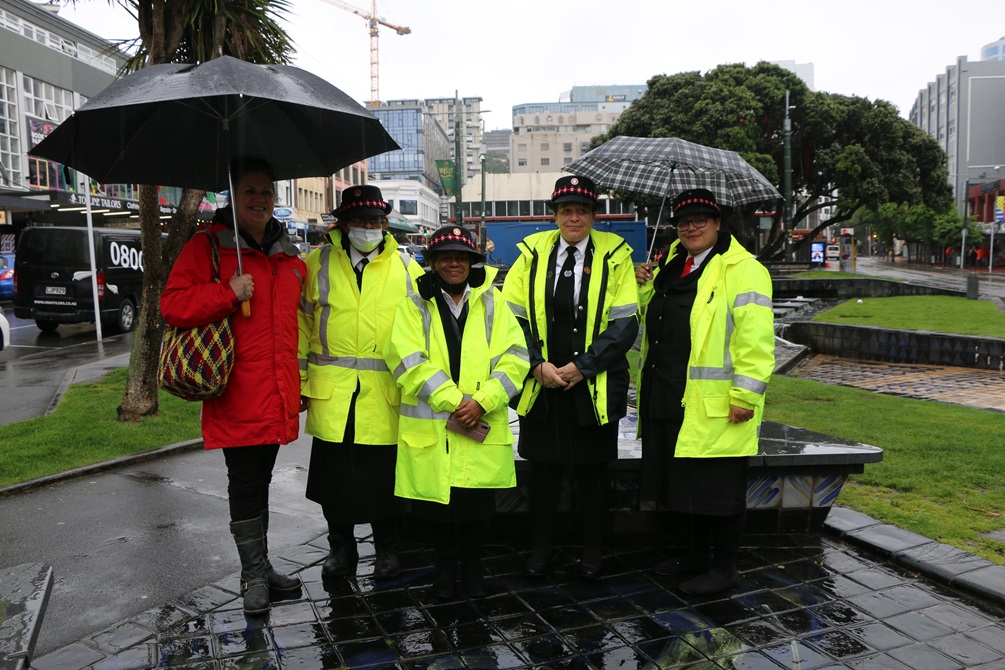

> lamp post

[
  {"left": 454, "top": 110, "right": 463, "bottom": 228},
  {"left": 782, "top": 89, "right": 794, "bottom": 260},
  {"left": 479, "top": 153, "right": 487, "bottom": 253}
]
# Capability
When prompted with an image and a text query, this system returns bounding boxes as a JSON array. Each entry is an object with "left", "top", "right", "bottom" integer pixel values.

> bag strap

[{"left": 197, "top": 230, "right": 223, "bottom": 284}]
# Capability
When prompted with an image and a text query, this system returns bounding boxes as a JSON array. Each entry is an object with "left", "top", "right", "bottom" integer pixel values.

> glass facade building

[{"left": 368, "top": 105, "right": 450, "bottom": 194}]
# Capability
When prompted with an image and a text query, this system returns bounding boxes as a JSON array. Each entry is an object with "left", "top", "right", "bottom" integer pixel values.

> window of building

[
  {"left": 563, "top": 143, "right": 572, "bottom": 152},
  {"left": 540, "top": 143, "right": 549, "bottom": 151},
  {"left": 506, "top": 200, "right": 520, "bottom": 216},
  {"left": 563, "top": 157, "right": 572, "bottom": 165},
  {"left": 399, "top": 199, "right": 417, "bottom": 215},
  {"left": 517, "top": 158, "right": 527, "bottom": 166},
  {"left": 23, "top": 75, "right": 73, "bottom": 124},
  {"left": 541, "top": 158, "right": 550, "bottom": 166},
  {"left": 0, "top": 66, "right": 21, "bottom": 186},
  {"left": 533, "top": 200, "right": 547, "bottom": 216},
  {"left": 517, "top": 143, "right": 527, "bottom": 152}
]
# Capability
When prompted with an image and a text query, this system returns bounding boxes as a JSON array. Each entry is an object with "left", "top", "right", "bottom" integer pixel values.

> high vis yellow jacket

[
  {"left": 383, "top": 266, "right": 530, "bottom": 505},
  {"left": 298, "top": 231, "right": 424, "bottom": 444},
  {"left": 638, "top": 235, "right": 775, "bottom": 457},
  {"left": 502, "top": 229, "right": 639, "bottom": 426}
]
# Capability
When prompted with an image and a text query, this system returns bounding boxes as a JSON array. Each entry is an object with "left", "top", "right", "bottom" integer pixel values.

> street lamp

[{"left": 479, "top": 153, "right": 486, "bottom": 253}]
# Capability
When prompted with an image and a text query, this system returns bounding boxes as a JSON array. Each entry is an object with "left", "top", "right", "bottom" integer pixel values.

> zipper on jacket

[{"left": 708, "top": 291, "right": 714, "bottom": 304}]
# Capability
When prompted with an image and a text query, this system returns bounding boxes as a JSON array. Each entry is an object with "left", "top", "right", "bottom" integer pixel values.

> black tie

[
  {"left": 555, "top": 247, "right": 577, "bottom": 310},
  {"left": 355, "top": 258, "right": 368, "bottom": 290}
]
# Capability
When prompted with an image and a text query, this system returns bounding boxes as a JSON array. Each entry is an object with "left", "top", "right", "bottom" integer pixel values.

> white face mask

[{"left": 348, "top": 227, "right": 383, "bottom": 253}]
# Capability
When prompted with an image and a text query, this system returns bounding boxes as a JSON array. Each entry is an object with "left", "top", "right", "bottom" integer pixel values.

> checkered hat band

[
  {"left": 431, "top": 233, "right": 475, "bottom": 250},
  {"left": 342, "top": 199, "right": 388, "bottom": 212},
  {"left": 552, "top": 186, "right": 597, "bottom": 200},
  {"left": 675, "top": 197, "right": 719, "bottom": 213}
]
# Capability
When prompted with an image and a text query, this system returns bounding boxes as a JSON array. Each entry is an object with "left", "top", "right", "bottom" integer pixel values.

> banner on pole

[{"left": 436, "top": 160, "right": 456, "bottom": 196}]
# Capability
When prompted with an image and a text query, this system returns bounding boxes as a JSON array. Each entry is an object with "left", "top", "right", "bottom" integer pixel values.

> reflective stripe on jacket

[
  {"left": 298, "top": 230, "right": 423, "bottom": 444},
  {"left": 501, "top": 229, "right": 639, "bottom": 426},
  {"left": 383, "top": 266, "right": 530, "bottom": 505},
  {"left": 638, "top": 235, "right": 775, "bottom": 457}
]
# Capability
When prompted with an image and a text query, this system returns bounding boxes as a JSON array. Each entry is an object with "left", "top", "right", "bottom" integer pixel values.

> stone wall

[
  {"left": 785, "top": 322, "right": 1005, "bottom": 370},
  {"left": 773, "top": 277, "right": 964, "bottom": 300}
]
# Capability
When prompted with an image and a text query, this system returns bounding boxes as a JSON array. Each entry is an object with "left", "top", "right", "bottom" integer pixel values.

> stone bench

[
  {"left": 1, "top": 563, "right": 53, "bottom": 670},
  {"left": 488, "top": 416, "right": 883, "bottom": 540}
]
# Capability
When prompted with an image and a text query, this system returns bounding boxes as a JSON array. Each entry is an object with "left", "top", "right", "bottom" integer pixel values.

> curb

[
  {"left": 0, "top": 439, "right": 204, "bottom": 498},
  {"left": 824, "top": 506, "right": 1005, "bottom": 611}
]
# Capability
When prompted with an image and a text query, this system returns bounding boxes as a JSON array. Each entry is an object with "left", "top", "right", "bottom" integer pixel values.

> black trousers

[
  {"left": 527, "top": 461, "right": 609, "bottom": 551},
  {"left": 222, "top": 444, "right": 280, "bottom": 522}
]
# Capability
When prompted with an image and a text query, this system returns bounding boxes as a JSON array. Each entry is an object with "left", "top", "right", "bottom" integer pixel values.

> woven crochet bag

[{"left": 158, "top": 231, "right": 235, "bottom": 401}]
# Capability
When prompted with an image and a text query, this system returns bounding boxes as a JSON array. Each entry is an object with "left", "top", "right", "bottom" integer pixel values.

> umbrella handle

[{"left": 241, "top": 300, "right": 251, "bottom": 317}]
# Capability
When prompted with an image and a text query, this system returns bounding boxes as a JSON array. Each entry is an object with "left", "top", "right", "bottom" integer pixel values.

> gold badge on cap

[
  {"left": 452, "top": 228, "right": 461, "bottom": 235},
  {"left": 353, "top": 188, "right": 362, "bottom": 196},
  {"left": 571, "top": 178, "right": 579, "bottom": 185}
]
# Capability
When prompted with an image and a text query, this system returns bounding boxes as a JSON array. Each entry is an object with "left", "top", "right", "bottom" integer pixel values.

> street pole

[
  {"left": 783, "top": 89, "right": 793, "bottom": 260},
  {"left": 454, "top": 91, "right": 463, "bottom": 228},
  {"left": 479, "top": 153, "right": 486, "bottom": 253},
  {"left": 961, "top": 178, "right": 969, "bottom": 269}
]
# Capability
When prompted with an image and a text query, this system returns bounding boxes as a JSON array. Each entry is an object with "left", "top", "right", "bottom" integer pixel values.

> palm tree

[{"left": 113, "top": 0, "right": 294, "bottom": 421}]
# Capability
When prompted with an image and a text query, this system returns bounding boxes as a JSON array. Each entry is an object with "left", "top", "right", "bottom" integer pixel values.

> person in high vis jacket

[
  {"left": 635, "top": 188, "right": 775, "bottom": 596},
  {"left": 298, "top": 184, "right": 424, "bottom": 582},
  {"left": 384, "top": 225, "right": 530, "bottom": 599},
  {"left": 501, "top": 175, "right": 639, "bottom": 581}
]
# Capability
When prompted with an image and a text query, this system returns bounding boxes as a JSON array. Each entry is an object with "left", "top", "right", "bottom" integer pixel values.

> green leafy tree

[
  {"left": 596, "top": 63, "right": 953, "bottom": 259},
  {"left": 482, "top": 150, "right": 509, "bottom": 174},
  {"left": 104, "top": 0, "right": 294, "bottom": 421}
]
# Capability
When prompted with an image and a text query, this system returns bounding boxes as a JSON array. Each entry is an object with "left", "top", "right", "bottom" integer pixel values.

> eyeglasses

[
  {"left": 676, "top": 216, "right": 710, "bottom": 231},
  {"left": 346, "top": 217, "right": 386, "bottom": 229}
]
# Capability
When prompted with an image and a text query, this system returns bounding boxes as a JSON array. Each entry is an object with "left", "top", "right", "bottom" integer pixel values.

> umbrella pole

[
  {"left": 646, "top": 194, "right": 669, "bottom": 264},
  {"left": 227, "top": 167, "right": 251, "bottom": 318},
  {"left": 84, "top": 176, "right": 103, "bottom": 342}
]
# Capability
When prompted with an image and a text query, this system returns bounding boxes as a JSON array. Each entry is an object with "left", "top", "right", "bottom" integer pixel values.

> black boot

[
  {"left": 322, "top": 529, "right": 359, "bottom": 580},
  {"left": 261, "top": 513, "right": 300, "bottom": 591},
  {"left": 372, "top": 519, "right": 401, "bottom": 579},
  {"left": 230, "top": 517, "right": 270, "bottom": 614},
  {"left": 679, "top": 512, "right": 743, "bottom": 595},
  {"left": 431, "top": 522, "right": 458, "bottom": 599},
  {"left": 576, "top": 463, "right": 607, "bottom": 580},
  {"left": 525, "top": 463, "right": 561, "bottom": 576},
  {"left": 655, "top": 514, "right": 711, "bottom": 578}
]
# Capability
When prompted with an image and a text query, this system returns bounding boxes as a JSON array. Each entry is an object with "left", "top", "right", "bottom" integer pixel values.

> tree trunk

[{"left": 117, "top": 185, "right": 203, "bottom": 422}]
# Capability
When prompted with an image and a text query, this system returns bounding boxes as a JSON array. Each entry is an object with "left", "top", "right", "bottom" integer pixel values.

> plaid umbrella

[{"left": 563, "top": 136, "right": 780, "bottom": 208}]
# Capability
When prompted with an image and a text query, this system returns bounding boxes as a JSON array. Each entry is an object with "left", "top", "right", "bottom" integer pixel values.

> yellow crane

[{"left": 318, "top": 0, "right": 410, "bottom": 107}]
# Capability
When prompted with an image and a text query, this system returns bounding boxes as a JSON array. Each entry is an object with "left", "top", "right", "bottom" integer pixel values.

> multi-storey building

[
  {"left": 422, "top": 96, "right": 485, "bottom": 185},
  {"left": 910, "top": 56, "right": 1005, "bottom": 216},
  {"left": 509, "top": 84, "right": 644, "bottom": 174},
  {"left": 981, "top": 36, "right": 1005, "bottom": 62},
  {"left": 368, "top": 101, "right": 451, "bottom": 194}
]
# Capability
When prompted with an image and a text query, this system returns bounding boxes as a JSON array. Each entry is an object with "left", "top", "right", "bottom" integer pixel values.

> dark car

[{"left": 0, "top": 253, "right": 13, "bottom": 299}]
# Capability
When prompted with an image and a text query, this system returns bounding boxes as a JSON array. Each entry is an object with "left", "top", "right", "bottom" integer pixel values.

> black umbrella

[
  {"left": 30, "top": 56, "right": 400, "bottom": 314},
  {"left": 30, "top": 55, "right": 400, "bottom": 192}
]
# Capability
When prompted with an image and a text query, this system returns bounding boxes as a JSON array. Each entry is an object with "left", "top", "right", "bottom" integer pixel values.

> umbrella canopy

[
  {"left": 563, "top": 136, "right": 780, "bottom": 208},
  {"left": 30, "top": 56, "right": 400, "bottom": 192}
]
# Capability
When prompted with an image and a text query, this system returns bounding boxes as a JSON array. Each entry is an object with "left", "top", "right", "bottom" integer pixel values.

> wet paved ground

[
  {"left": 28, "top": 521, "right": 1005, "bottom": 670},
  {"left": 794, "top": 355, "right": 1005, "bottom": 413}
]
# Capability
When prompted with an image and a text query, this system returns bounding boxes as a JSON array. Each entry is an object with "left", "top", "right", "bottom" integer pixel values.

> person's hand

[
  {"left": 229, "top": 273, "right": 254, "bottom": 302},
  {"left": 636, "top": 263, "right": 653, "bottom": 285},
  {"left": 454, "top": 398, "right": 485, "bottom": 427},
  {"left": 556, "top": 362, "right": 584, "bottom": 389},
  {"left": 532, "top": 362, "right": 568, "bottom": 390},
  {"left": 299, "top": 395, "right": 309, "bottom": 413},
  {"left": 728, "top": 405, "right": 754, "bottom": 423}
]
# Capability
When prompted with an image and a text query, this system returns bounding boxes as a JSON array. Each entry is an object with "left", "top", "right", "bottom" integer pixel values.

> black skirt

[
  {"left": 305, "top": 436, "right": 399, "bottom": 523},
  {"left": 409, "top": 487, "right": 497, "bottom": 523},
  {"left": 641, "top": 418, "right": 748, "bottom": 516},
  {"left": 517, "top": 387, "right": 618, "bottom": 464}
]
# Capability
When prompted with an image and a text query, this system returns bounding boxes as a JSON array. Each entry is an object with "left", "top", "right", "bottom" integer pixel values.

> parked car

[
  {"left": 0, "top": 253, "right": 14, "bottom": 299},
  {"left": 14, "top": 226, "right": 148, "bottom": 333},
  {"left": 405, "top": 244, "right": 427, "bottom": 266},
  {"left": 0, "top": 305, "right": 9, "bottom": 351},
  {"left": 826, "top": 244, "right": 841, "bottom": 261}
]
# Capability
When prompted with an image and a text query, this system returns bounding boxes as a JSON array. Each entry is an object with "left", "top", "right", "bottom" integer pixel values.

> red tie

[{"left": 681, "top": 256, "right": 694, "bottom": 278}]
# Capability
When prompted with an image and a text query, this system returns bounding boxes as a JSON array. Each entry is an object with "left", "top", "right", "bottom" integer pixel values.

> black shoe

[
  {"left": 522, "top": 550, "right": 554, "bottom": 578},
  {"left": 578, "top": 558, "right": 603, "bottom": 580},
  {"left": 679, "top": 566, "right": 740, "bottom": 595},
  {"left": 461, "top": 557, "right": 487, "bottom": 597},
  {"left": 322, "top": 537, "right": 359, "bottom": 580},
  {"left": 654, "top": 554, "right": 712, "bottom": 578},
  {"left": 266, "top": 564, "right": 301, "bottom": 591},
  {"left": 374, "top": 549, "right": 401, "bottom": 579},
  {"left": 432, "top": 559, "right": 457, "bottom": 599}
]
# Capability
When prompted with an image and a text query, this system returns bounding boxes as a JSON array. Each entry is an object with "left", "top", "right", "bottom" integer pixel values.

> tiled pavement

[
  {"left": 30, "top": 515, "right": 1005, "bottom": 670},
  {"left": 794, "top": 355, "right": 1005, "bottom": 413}
]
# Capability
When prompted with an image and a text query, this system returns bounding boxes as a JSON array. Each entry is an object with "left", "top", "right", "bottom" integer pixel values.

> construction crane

[{"left": 319, "top": 0, "right": 410, "bottom": 107}]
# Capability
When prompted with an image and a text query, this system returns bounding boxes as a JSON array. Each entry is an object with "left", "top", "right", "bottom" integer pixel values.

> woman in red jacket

[{"left": 161, "top": 159, "right": 307, "bottom": 614}]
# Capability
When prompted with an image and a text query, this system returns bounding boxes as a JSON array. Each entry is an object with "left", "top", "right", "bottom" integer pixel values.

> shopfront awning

[{"left": 388, "top": 209, "right": 419, "bottom": 233}]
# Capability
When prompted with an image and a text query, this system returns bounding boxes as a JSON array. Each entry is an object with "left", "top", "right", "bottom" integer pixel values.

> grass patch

[
  {"left": 791, "top": 270, "right": 865, "bottom": 279},
  {"left": 765, "top": 375, "right": 1005, "bottom": 564},
  {"left": 812, "top": 295, "right": 1005, "bottom": 337},
  {"left": 0, "top": 368, "right": 202, "bottom": 487}
]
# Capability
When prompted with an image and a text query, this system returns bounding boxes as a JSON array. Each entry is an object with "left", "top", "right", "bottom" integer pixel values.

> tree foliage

[
  {"left": 108, "top": 0, "right": 294, "bottom": 421},
  {"left": 595, "top": 63, "right": 953, "bottom": 258}
]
